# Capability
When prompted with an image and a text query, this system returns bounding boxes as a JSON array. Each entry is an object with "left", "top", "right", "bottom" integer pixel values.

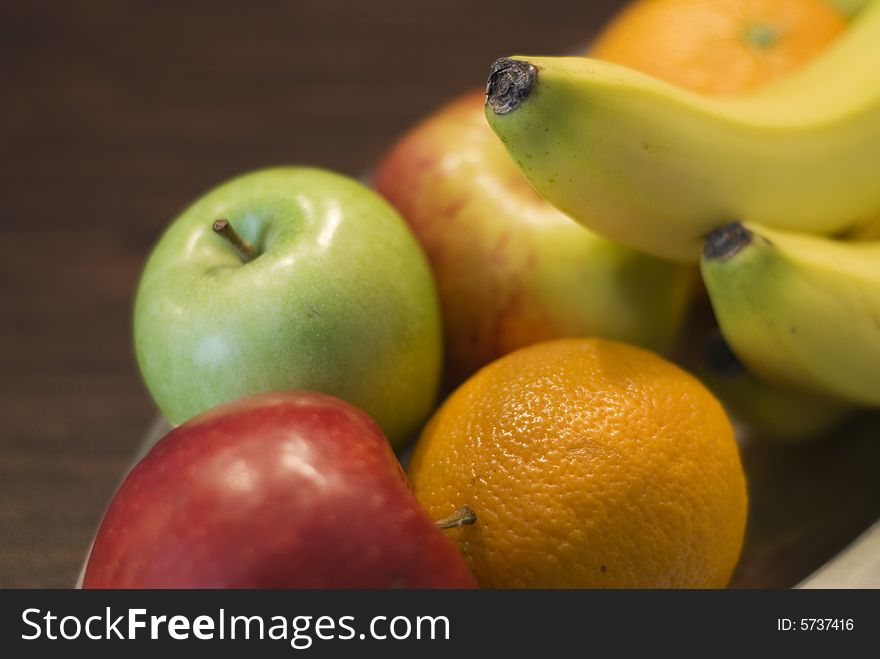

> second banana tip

[{"left": 704, "top": 222, "right": 753, "bottom": 262}]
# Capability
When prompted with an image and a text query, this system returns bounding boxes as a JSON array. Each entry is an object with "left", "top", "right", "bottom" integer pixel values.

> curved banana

[
  {"left": 701, "top": 221, "right": 880, "bottom": 407},
  {"left": 484, "top": 2, "right": 880, "bottom": 261},
  {"left": 699, "top": 330, "right": 851, "bottom": 442}
]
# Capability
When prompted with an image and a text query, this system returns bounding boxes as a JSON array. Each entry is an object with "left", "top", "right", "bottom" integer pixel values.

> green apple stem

[
  {"left": 212, "top": 218, "right": 258, "bottom": 263},
  {"left": 434, "top": 506, "right": 476, "bottom": 530}
]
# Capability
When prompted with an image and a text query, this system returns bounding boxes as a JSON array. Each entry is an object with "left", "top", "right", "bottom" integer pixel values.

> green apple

[{"left": 134, "top": 167, "right": 442, "bottom": 447}]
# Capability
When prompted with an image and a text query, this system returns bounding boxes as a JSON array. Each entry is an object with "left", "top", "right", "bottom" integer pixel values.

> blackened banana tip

[
  {"left": 486, "top": 58, "right": 537, "bottom": 115},
  {"left": 704, "top": 222, "right": 753, "bottom": 261}
]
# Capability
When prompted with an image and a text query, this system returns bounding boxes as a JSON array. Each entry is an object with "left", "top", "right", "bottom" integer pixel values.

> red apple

[
  {"left": 83, "top": 391, "right": 477, "bottom": 588},
  {"left": 375, "top": 91, "right": 693, "bottom": 386}
]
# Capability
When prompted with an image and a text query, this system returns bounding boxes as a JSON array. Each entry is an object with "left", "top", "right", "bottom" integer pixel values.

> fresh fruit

[
  {"left": 825, "top": 0, "right": 875, "bottom": 18},
  {"left": 484, "top": 2, "right": 880, "bottom": 261},
  {"left": 843, "top": 213, "right": 880, "bottom": 240},
  {"left": 701, "top": 221, "right": 880, "bottom": 407},
  {"left": 375, "top": 91, "right": 693, "bottom": 385},
  {"left": 408, "top": 338, "right": 748, "bottom": 588},
  {"left": 83, "top": 391, "right": 477, "bottom": 588},
  {"left": 700, "top": 329, "right": 851, "bottom": 441},
  {"left": 591, "top": 0, "right": 845, "bottom": 96},
  {"left": 134, "top": 167, "right": 441, "bottom": 447}
]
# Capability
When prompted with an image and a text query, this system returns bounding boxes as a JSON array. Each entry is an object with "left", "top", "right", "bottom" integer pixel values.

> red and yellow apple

[{"left": 375, "top": 92, "right": 693, "bottom": 385}]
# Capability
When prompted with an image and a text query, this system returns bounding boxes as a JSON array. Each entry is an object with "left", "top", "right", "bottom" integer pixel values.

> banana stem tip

[
  {"left": 704, "top": 222, "right": 753, "bottom": 261},
  {"left": 486, "top": 58, "right": 537, "bottom": 115}
]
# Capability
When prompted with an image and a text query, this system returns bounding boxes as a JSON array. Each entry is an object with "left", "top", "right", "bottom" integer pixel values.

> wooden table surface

[{"left": 2, "top": 0, "right": 878, "bottom": 589}]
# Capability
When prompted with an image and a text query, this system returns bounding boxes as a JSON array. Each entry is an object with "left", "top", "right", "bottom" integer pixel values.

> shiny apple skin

[
  {"left": 83, "top": 391, "right": 477, "bottom": 589},
  {"left": 375, "top": 92, "right": 693, "bottom": 386},
  {"left": 134, "top": 167, "right": 441, "bottom": 447}
]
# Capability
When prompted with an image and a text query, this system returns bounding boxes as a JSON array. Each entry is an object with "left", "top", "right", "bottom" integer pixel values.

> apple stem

[
  {"left": 212, "top": 218, "right": 257, "bottom": 263},
  {"left": 434, "top": 506, "right": 476, "bottom": 530}
]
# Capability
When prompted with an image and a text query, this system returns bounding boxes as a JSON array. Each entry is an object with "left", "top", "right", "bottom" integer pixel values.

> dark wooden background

[{"left": 2, "top": 0, "right": 879, "bottom": 588}]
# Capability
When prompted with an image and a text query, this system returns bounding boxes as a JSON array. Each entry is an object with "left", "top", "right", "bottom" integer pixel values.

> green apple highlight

[{"left": 134, "top": 167, "right": 442, "bottom": 447}]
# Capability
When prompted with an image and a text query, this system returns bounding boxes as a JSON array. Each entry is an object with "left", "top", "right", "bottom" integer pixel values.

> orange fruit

[
  {"left": 591, "top": 0, "right": 846, "bottom": 96},
  {"left": 408, "top": 338, "right": 747, "bottom": 588}
]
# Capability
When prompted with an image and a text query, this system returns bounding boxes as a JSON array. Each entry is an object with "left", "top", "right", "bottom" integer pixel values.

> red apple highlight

[{"left": 83, "top": 391, "right": 477, "bottom": 588}]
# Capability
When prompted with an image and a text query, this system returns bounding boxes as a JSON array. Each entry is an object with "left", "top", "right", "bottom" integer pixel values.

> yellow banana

[
  {"left": 701, "top": 221, "right": 880, "bottom": 406},
  {"left": 484, "top": 2, "right": 880, "bottom": 261}
]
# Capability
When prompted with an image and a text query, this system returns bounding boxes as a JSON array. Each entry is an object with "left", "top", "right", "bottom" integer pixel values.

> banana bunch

[
  {"left": 484, "top": 0, "right": 880, "bottom": 262},
  {"left": 484, "top": 1, "right": 880, "bottom": 428}
]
